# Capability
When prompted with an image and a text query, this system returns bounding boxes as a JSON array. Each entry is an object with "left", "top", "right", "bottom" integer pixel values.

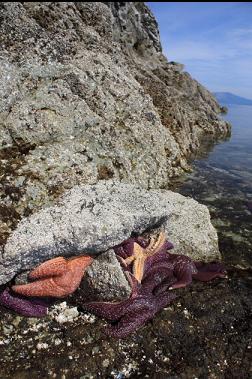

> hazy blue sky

[{"left": 147, "top": 2, "right": 252, "bottom": 98}]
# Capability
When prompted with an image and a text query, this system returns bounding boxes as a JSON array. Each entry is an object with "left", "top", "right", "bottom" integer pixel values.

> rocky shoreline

[
  {"left": 0, "top": 2, "right": 230, "bottom": 250},
  {"left": 0, "top": 2, "right": 240, "bottom": 378},
  {"left": 0, "top": 268, "right": 251, "bottom": 379}
]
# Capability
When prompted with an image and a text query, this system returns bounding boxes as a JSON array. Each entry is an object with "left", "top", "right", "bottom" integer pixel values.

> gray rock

[
  {"left": 14, "top": 250, "right": 131, "bottom": 302},
  {"left": 14, "top": 270, "right": 30, "bottom": 285},
  {"left": 0, "top": 2, "right": 230, "bottom": 250},
  {"left": 74, "top": 250, "right": 131, "bottom": 302},
  {"left": 0, "top": 180, "right": 220, "bottom": 285}
]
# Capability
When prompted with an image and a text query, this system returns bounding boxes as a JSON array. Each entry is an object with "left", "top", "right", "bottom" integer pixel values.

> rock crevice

[{"left": 1, "top": 180, "right": 220, "bottom": 285}]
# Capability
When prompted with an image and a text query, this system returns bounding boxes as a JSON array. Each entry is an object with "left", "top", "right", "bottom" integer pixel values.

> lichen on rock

[
  {"left": 0, "top": 3, "right": 230, "bottom": 249},
  {"left": 1, "top": 180, "right": 219, "bottom": 285}
]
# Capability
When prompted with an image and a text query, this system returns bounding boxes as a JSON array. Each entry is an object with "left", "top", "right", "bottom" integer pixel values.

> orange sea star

[
  {"left": 122, "top": 232, "right": 167, "bottom": 283},
  {"left": 12, "top": 255, "right": 93, "bottom": 298}
]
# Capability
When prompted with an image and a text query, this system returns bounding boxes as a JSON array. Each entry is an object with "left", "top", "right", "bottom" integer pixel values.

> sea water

[{"left": 170, "top": 105, "right": 252, "bottom": 268}]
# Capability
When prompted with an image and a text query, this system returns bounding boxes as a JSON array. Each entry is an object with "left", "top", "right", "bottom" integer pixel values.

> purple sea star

[
  {"left": 82, "top": 271, "right": 177, "bottom": 338},
  {"left": 0, "top": 287, "right": 48, "bottom": 317},
  {"left": 246, "top": 201, "right": 252, "bottom": 213},
  {"left": 83, "top": 234, "right": 226, "bottom": 338},
  {"left": 116, "top": 234, "right": 226, "bottom": 289}
]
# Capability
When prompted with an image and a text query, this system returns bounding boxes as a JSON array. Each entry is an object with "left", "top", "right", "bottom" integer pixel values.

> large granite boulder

[{"left": 0, "top": 180, "right": 220, "bottom": 285}]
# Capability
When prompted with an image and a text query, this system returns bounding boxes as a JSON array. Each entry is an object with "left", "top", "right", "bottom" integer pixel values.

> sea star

[
  {"left": 116, "top": 233, "right": 226, "bottom": 289},
  {"left": 12, "top": 255, "right": 93, "bottom": 298},
  {"left": 82, "top": 271, "right": 177, "bottom": 338},
  {"left": 0, "top": 287, "right": 48, "bottom": 317},
  {"left": 114, "top": 232, "right": 174, "bottom": 283},
  {"left": 82, "top": 234, "right": 226, "bottom": 338},
  {"left": 246, "top": 201, "right": 252, "bottom": 213}
]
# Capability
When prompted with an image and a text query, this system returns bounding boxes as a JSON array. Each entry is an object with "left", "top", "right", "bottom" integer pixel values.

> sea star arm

[
  {"left": 192, "top": 262, "right": 227, "bottom": 281},
  {"left": 53, "top": 255, "right": 94, "bottom": 295},
  {"left": 105, "top": 307, "right": 152, "bottom": 338},
  {"left": 0, "top": 288, "right": 48, "bottom": 317},
  {"left": 141, "top": 265, "right": 174, "bottom": 295},
  {"left": 132, "top": 244, "right": 146, "bottom": 283},
  {"left": 114, "top": 238, "right": 135, "bottom": 259},
  {"left": 169, "top": 270, "right": 193, "bottom": 290},
  {"left": 82, "top": 298, "right": 131, "bottom": 320},
  {"left": 169, "top": 260, "right": 194, "bottom": 290},
  {"left": 105, "top": 292, "right": 177, "bottom": 338},
  {"left": 12, "top": 255, "right": 93, "bottom": 298},
  {"left": 119, "top": 242, "right": 146, "bottom": 283},
  {"left": 12, "top": 278, "right": 64, "bottom": 297},
  {"left": 145, "top": 232, "right": 166, "bottom": 255},
  {"left": 29, "top": 256, "right": 68, "bottom": 279},
  {"left": 155, "top": 291, "right": 177, "bottom": 310},
  {"left": 124, "top": 255, "right": 136, "bottom": 265},
  {"left": 152, "top": 274, "right": 178, "bottom": 296},
  {"left": 116, "top": 255, "right": 131, "bottom": 272},
  {"left": 124, "top": 271, "right": 140, "bottom": 298}
]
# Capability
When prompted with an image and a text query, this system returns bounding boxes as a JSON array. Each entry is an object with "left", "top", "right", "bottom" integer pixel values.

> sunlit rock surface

[
  {"left": 1, "top": 180, "right": 219, "bottom": 285},
  {"left": 0, "top": 2, "right": 230, "bottom": 251}
]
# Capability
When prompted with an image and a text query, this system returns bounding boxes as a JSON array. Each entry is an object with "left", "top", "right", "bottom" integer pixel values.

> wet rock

[
  {"left": 14, "top": 270, "right": 29, "bottom": 285},
  {"left": 1, "top": 180, "right": 220, "bottom": 285}
]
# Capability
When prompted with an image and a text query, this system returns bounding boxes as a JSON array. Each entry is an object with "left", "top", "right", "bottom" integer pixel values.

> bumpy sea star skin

[
  {"left": 246, "top": 201, "right": 252, "bottom": 213},
  {"left": 82, "top": 271, "right": 177, "bottom": 338},
  {"left": 0, "top": 288, "right": 48, "bottom": 317},
  {"left": 84, "top": 234, "right": 226, "bottom": 338},
  {"left": 106, "top": 291, "right": 177, "bottom": 338},
  {"left": 193, "top": 261, "right": 227, "bottom": 282},
  {"left": 116, "top": 234, "right": 226, "bottom": 290},
  {"left": 12, "top": 255, "right": 94, "bottom": 298},
  {"left": 114, "top": 232, "right": 174, "bottom": 283},
  {"left": 101, "top": 255, "right": 226, "bottom": 338},
  {"left": 143, "top": 250, "right": 226, "bottom": 290}
]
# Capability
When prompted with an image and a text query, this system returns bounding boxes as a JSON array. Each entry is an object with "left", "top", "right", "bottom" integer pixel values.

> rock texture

[
  {"left": 1, "top": 270, "right": 251, "bottom": 379},
  {"left": 0, "top": 180, "right": 219, "bottom": 285},
  {"left": 0, "top": 2, "right": 230, "bottom": 248},
  {"left": 74, "top": 250, "right": 131, "bottom": 302},
  {"left": 14, "top": 249, "right": 132, "bottom": 302}
]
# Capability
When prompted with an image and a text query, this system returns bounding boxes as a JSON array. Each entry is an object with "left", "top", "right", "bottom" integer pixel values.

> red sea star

[{"left": 12, "top": 255, "right": 93, "bottom": 298}]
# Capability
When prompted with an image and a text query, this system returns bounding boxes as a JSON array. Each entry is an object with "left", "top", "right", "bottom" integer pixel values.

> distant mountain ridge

[{"left": 214, "top": 92, "right": 252, "bottom": 106}]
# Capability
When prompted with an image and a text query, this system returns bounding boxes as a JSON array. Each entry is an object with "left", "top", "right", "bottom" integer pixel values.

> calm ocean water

[{"left": 170, "top": 105, "right": 252, "bottom": 268}]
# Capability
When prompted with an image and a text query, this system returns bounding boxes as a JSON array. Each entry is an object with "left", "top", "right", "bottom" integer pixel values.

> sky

[{"left": 147, "top": 2, "right": 252, "bottom": 98}]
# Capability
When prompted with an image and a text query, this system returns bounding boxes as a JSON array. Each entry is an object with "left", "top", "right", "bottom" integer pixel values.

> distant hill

[{"left": 213, "top": 92, "right": 252, "bottom": 106}]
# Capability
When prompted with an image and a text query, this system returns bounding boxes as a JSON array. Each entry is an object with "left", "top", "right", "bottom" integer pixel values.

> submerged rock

[{"left": 1, "top": 180, "right": 219, "bottom": 285}]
